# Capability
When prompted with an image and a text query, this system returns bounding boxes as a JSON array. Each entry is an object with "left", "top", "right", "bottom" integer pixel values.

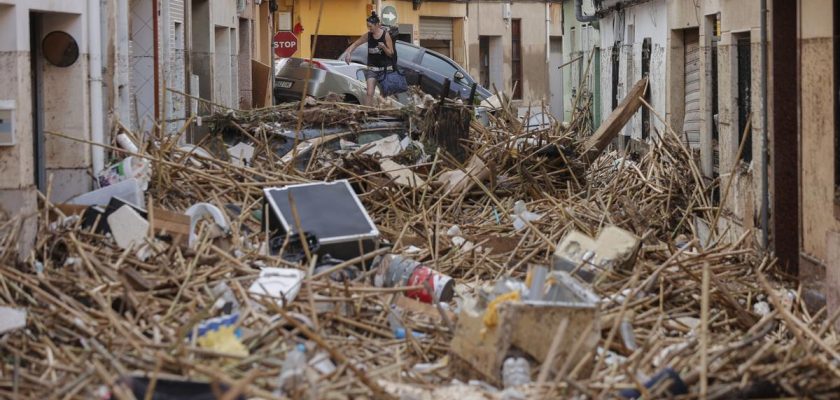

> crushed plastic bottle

[
  {"left": 502, "top": 357, "right": 531, "bottom": 388},
  {"left": 510, "top": 200, "right": 543, "bottom": 231},
  {"left": 276, "top": 344, "right": 309, "bottom": 396},
  {"left": 387, "top": 304, "right": 424, "bottom": 339}
]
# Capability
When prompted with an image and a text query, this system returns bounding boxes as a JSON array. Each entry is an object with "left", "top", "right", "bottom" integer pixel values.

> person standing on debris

[{"left": 344, "top": 11, "right": 395, "bottom": 106}]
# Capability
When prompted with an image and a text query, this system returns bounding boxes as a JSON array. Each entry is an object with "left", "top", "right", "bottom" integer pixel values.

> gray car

[{"left": 274, "top": 58, "right": 369, "bottom": 104}]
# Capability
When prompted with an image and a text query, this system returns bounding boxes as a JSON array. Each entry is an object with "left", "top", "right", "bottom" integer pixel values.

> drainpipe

[
  {"left": 575, "top": 0, "right": 598, "bottom": 23},
  {"left": 89, "top": 0, "right": 105, "bottom": 175},
  {"left": 759, "top": 0, "right": 769, "bottom": 249},
  {"left": 546, "top": 2, "right": 550, "bottom": 64}
]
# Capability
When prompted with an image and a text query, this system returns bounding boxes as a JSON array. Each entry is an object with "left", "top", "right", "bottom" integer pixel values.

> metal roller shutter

[
  {"left": 683, "top": 31, "right": 701, "bottom": 149},
  {"left": 419, "top": 17, "right": 453, "bottom": 41}
]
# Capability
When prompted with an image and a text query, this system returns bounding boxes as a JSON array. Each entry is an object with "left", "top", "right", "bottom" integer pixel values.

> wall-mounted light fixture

[{"left": 412, "top": 0, "right": 422, "bottom": 11}]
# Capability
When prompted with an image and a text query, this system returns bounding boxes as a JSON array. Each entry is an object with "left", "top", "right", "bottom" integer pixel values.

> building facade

[
  {"left": 0, "top": 0, "right": 268, "bottom": 259},
  {"left": 559, "top": 0, "right": 600, "bottom": 125},
  {"left": 0, "top": 0, "right": 98, "bottom": 258}
]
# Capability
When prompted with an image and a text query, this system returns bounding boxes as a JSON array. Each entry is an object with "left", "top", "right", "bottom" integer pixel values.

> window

[
  {"left": 479, "top": 36, "right": 490, "bottom": 89},
  {"left": 641, "top": 37, "right": 652, "bottom": 140},
  {"left": 736, "top": 34, "right": 752, "bottom": 163},
  {"left": 611, "top": 41, "right": 620, "bottom": 111},
  {"left": 710, "top": 14, "right": 721, "bottom": 176},
  {"left": 420, "top": 52, "right": 458, "bottom": 80},
  {"left": 512, "top": 19, "right": 523, "bottom": 99},
  {"left": 396, "top": 42, "right": 422, "bottom": 63}
]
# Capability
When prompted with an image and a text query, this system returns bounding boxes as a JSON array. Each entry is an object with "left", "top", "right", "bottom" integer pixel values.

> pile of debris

[{"left": 1, "top": 81, "right": 839, "bottom": 399}]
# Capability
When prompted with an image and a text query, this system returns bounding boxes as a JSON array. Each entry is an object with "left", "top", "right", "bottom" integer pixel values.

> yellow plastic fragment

[
  {"left": 196, "top": 326, "right": 249, "bottom": 357},
  {"left": 482, "top": 290, "right": 521, "bottom": 330}
]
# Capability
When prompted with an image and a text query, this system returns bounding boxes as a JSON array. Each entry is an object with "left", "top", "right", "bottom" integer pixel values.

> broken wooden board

[{"left": 578, "top": 77, "right": 648, "bottom": 165}]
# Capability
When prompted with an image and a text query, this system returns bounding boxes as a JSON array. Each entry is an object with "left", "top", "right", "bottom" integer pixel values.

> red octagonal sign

[{"left": 273, "top": 31, "right": 298, "bottom": 58}]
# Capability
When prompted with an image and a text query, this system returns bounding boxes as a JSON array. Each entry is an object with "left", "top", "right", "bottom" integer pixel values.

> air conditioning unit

[{"left": 0, "top": 100, "right": 15, "bottom": 146}]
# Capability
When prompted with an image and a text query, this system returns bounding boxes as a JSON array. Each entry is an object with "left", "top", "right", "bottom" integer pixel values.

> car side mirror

[{"left": 454, "top": 71, "right": 465, "bottom": 81}]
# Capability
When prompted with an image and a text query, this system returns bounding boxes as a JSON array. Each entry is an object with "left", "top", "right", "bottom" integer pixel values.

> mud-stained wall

[
  {"left": 466, "top": 1, "right": 550, "bottom": 105},
  {"left": 800, "top": 0, "right": 840, "bottom": 267},
  {"left": 598, "top": 0, "right": 668, "bottom": 141}
]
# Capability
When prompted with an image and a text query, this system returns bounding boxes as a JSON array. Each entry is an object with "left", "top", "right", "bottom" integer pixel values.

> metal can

[{"left": 405, "top": 265, "right": 455, "bottom": 304}]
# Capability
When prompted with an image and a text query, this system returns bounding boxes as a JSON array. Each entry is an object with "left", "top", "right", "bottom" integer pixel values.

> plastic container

[
  {"left": 97, "top": 156, "right": 151, "bottom": 190},
  {"left": 374, "top": 255, "right": 454, "bottom": 304},
  {"left": 277, "top": 344, "right": 308, "bottom": 395},
  {"left": 387, "top": 304, "right": 407, "bottom": 339},
  {"left": 502, "top": 357, "right": 531, "bottom": 388},
  {"left": 68, "top": 178, "right": 145, "bottom": 209}
]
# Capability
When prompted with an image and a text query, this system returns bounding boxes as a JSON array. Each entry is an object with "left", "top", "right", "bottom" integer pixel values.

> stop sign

[{"left": 273, "top": 31, "right": 298, "bottom": 58}]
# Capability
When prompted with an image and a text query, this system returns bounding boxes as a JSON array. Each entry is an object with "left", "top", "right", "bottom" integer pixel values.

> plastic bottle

[
  {"left": 116, "top": 133, "right": 139, "bottom": 153},
  {"left": 277, "top": 344, "right": 308, "bottom": 396},
  {"left": 387, "top": 304, "right": 407, "bottom": 339},
  {"left": 502, "top": 357, "right": 531, "bottom": 388}
]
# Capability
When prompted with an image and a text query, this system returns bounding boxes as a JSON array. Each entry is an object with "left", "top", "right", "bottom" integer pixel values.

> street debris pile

[{"left": 2, "top": 82, "right": 839, "bottom": 399}]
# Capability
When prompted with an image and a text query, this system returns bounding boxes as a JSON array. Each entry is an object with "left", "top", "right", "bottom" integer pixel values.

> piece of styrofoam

[
  {"left": 107, "top": 205, "right": 149, "bottom": 249},
  {"left": 0, "top": 306, "right": 26, "bottom": 334}
]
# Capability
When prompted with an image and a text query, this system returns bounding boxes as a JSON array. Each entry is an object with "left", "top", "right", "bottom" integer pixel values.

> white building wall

[{"left": 599, "top": 0, "right": 668, "bottom": 141}]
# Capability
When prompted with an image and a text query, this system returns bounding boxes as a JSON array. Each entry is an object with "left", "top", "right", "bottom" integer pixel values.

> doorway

[
  {"left": 30, "top": 13, "right": 45, "bottom": 192},
  {"left": 549, "top": 37, "right": 564, "bottom": 120},
  {"left": 682, "top": 30, "right": 700, "bottom": 148}
]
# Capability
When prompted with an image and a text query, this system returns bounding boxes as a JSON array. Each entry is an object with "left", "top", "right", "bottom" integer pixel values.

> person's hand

[
  {"left": 377, "top": 43, "right": 386, "bottom": 50},
  {"left": 344, "top": 53, "right": 351, "bottom": 64}
]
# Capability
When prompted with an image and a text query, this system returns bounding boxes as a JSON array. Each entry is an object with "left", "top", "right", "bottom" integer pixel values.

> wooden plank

[
  {"left": 252, "top": 59, "right": 272, "bottom": 108},
  {"left": 578, "top": 77, "right": 648, "bottom": 165}
]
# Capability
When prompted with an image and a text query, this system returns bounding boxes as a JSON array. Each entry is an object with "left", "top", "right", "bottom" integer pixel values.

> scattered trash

[
  {"left": 264, "top": 180, "right": 380, "bottom": 262},
  {"left": 501, "top": 357, "right": 531, "bottom": 388},
  {"left": 0, "top": 306, "right": 26, "bottom": 334},
  {"left": 753, "top": 301, "right": 771, "bottom": 316},
  {"left": 185, "top": 202, "right": 230, "bottom": 247},
  {"left": 248, "top": 268, "right": 306, "bottom": 306},
  {"left": 619, "top": 312, "right": 638, "bottom": 351},
  {"left": 68, "top": 177, "right": 145, "bottom": 208},
  {"left": 436, "top": 155, "right": 491, "bottom": 196},
  {"left": 97, "top": 156, "right": 152, "bottom": 190},
  {"left": 227, "top": 142, "right": 255, "bottom": 167},
  {"left": 4, "top": 95, "right": 832, "bottom": 399},
  {"left": 123, "top": 375, "right": 245, "bottom": 400},
  {"left": 552, "top": 225, "right": 641, "bottom": 282},
  {"left": 362, "top": 134, "right": 405, "bottom": 158},
  {"left": 313, "top": 255, "right": 359, "bottom": 282},
  {"left": 106, "top": 205, "right": 149, "bottom": 250},
  {"left": 618, "top": 367, "right": 688, "bottom": 399},
  {"left": 374, "top": 254, "right": 455, "bottom": 304},
  {"left": 450, "top": 270, "right": 599, "bottom": 386},
  {"left": 194, "top": 313, "right": 248, "bottom": 357},
  {"left": 116, "top": 133, "right": 139, "bottom": 153},
  {"left": 276, "top": 343, "right": 310, "bottom": 396},
  {"left": 510, "top": 200, "right": 543, "bottom": 231}
]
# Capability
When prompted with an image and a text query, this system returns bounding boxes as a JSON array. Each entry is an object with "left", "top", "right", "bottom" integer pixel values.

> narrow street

[{"left": 0, "top": 1, "right": 837, "bottom": 399}]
